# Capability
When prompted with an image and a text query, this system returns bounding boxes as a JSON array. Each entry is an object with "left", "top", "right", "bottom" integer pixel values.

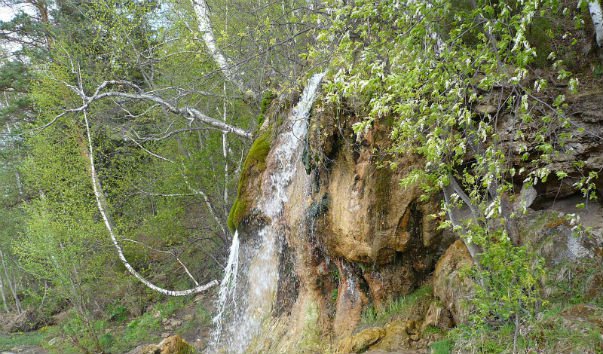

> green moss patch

[{"left": 227, "top": 130, "right": 272, "bottom": 232}]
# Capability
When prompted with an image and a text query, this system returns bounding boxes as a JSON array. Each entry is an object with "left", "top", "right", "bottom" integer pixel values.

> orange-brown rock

[
  {"left": 362, "top": 264, "right": 416, "bottom": 310},
  {"left": 158, "top": 335, "right": 195, "bottom": 354},
  {"left": 325, "top": 150, "right": 433, "bottom": 264},
  {"left": 127, "top": 344, "right": 161, "bottom": 354},
  {"left": 127, "top": 336, "right": 195, "bottom": 354},
  {"left": 337, "top": 327, "right": 386, "bottom": 353},
  {"left": 333, "top": 260, "right": 368, "bottom": 337},
  {"left": 433, "top": 240, "right": 474, "bottom": 324},
  {"left": 420, "top": 301, "right": 453, "bottom": 331},
  {"left": 369, "top": 320, "right": 411, "bottom": 351}
]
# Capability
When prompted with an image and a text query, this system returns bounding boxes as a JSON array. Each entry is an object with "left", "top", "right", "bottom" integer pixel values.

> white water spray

[
  {"left": 210, "top": 72, "right": 325, "bottom": 353},
  {"left": 211, "top": 230, "right": 240, "bottom": 344}
]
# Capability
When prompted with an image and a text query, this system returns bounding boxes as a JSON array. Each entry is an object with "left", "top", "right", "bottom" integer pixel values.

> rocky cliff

[{"left": 230, "top": 85, "right": 603, "bottom": 353}]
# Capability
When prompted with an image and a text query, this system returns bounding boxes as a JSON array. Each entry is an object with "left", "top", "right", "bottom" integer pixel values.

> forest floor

[
  {"left": 0, "top": 291, "right": 215, "bottom": 354},
  {"left": 0, "top": 331, "right": 47, "bottom": 353}
]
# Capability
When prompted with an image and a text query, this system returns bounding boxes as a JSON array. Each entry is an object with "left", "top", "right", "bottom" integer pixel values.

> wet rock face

[
  {"left": 362, "top": 262, "right": 416, "bottom": 311},
  {"left": 324, "top": 145, "right": 436, "bottom": 265},
  {"left": 261, "top": 111, "right": 450, "bottom": 343},
  {"left": 305, "top": 117, "right": 447, "bottom": 330},
  {"left": 235, "top": 90, "right": 603, "bottom": 351},
  {"left": 333, "top": 260, "right": 367, "bottom": 337}
]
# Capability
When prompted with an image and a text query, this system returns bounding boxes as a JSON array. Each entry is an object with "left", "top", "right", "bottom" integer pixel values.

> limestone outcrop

[
  {"left": 232, "top": 86, "right": 603, "bottom": 353},
  {"left": 432, "top": 240, "right": 474, "bottom": 324}
]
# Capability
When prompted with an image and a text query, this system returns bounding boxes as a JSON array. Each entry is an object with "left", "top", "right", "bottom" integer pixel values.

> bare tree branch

[
  {"left": 41, "top": 80, "right": 252, "bottom": 139},
  {"left": 124, "top": 133, "right": 175, "bottom": 163},
  {"left": 136, "top": 126, "right": 216, "bottom": 142},
  {"left": 181, "top": 166, "right": 229, "bottom": 242},
  {"left": 120, "top": 238, "right": 200, "bottom": 287},
  {"left": 83, "top": 109, "right": 217, "bottom": 296}
]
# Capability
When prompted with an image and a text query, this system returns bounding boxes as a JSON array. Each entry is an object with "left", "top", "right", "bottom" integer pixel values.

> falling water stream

[
  {"left": 211, "top": 230, "right": 240, "bottom": 344},
  {"left": 210, "top": 72, "right": 325, "bottom": 353}
]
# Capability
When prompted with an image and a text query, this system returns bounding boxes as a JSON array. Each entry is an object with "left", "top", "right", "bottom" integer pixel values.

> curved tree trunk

[{"left": 83, "top": 111, "right": 218, "bottom": 296}]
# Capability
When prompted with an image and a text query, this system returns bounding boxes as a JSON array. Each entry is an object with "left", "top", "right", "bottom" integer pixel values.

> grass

[
  {"left": 448, "top": 302, "right": 603, "bottom": 354},
  {"left": 361, "top": 285, "right": 433, "bottom": 326},
  {"left": 430, "top": 338, "right": 452, "bottom": 354},
  {"left": 0, "top": 331, "right": 46, "bottom": 350},
  {"left": 36, "top": 295, "right": 207, "bottom": 354},
  {"left": 108, "top": 297, "right": 187, "bottom": 353},
  {"left": 38, "top": 297, "right": 193, "bottom": 354}
]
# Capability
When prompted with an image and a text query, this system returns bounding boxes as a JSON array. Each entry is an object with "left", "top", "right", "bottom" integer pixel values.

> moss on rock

[{"left": 227, "top": 130, "right": 272, "bottom": 232}]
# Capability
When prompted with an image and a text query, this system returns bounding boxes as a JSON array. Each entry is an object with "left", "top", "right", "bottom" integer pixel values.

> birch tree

[
  {"left": 3, "top": 0, "right": 324, "bottom": 301},
  {"left": 20, "top": 0, "right": 262, "bottom": 297},
  {"left": 589, "top": 0, "right": 603, "bottom": 47}
]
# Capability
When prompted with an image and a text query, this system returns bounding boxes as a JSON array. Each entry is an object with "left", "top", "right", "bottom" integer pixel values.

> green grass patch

[
  {"left": 430, "top": 338, "right": 452, "bottom": 354},
  {"left": 449, "top": 302, "right": 603, "bottom": 353},
  {"left": 361, "top": 285, "right": 433, "bottom": 326},
  {"left": 44, "top": 297, "right": 190, "bottom": 353},
  {"left": 109, "top": 297, "right": 187, "bottom": 353},
  {"left": 0, "top": 331, "right": 46, "bottom": 350}
]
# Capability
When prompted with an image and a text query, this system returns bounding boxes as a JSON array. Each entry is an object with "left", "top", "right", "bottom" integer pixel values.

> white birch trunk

[
  {"left": 589, "top": 0, "right": 603, "bottom": 48},
  {"left": 0, "top": 272, "right": 9, "bottom": 313},
  {"left": 191, "top": 0, "right": 254, "bottom": 98},
  {"left": 222, "top": 83, "right": 229, "bottom": 207},
  {"left": 0, "top": 250, "right": 21, "bottom": 314},
  {"left": 83, "top": 111, "right": 218, "bottom": 296}
]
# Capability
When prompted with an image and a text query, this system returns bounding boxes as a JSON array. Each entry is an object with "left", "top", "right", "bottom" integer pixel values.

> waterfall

[
  {"left": 210, "top": 72, "right": 325, "bottom": 353},
  {"left": 211, "top": 230, "right": 240, "bottom": 345}
]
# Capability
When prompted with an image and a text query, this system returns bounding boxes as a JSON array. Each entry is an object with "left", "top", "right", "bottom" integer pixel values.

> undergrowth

[
  {"left": 36, "top": 296, "right": 211, "bottom": 353},
  {"left": 361, "top": 285, "right": 433, "bottom": 326},
  {"left": 0, "top": 330, "right": 46, "bottom": 350},
  {"left": 441, "top": 255, "right": 603, "bottom": 353}
]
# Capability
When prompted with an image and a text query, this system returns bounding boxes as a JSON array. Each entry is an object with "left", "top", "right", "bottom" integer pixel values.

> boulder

[
  {"left": 126, "top": 335, "right": 195, "bottom": 354},
  {"left": 519, "top": 208, "right": 602, "bottom": 266},
  {"left": 337, "top": 327, "right": 385, "bottom": 353},
  {"left": 369, "top": 320, "right": 411, "bottom": 351},
  {"left": 1, "top": 310, "right": 48, "bottom": 333},
  {"left": 420, "top": 302, "right": 453, "bottom": 331},
  {"left": 157, "top": 335, "right": 195, "bottom": 354},
  {"left": 126, "top": 344, "right": 161, "bottom": 354},
  {"left": 432, "top": 240, "right": 474, "bottom": 324},
  {"left": 585, "top": 271, "right": 603, "bottom": 301}
]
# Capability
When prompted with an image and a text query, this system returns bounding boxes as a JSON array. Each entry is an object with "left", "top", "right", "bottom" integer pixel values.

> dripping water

[
  {"left": 211, "top": 230, "right": 240, "bottom": 345},
  {"left": 210, "top": 72, "right": 325, "bottom": 353}
]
